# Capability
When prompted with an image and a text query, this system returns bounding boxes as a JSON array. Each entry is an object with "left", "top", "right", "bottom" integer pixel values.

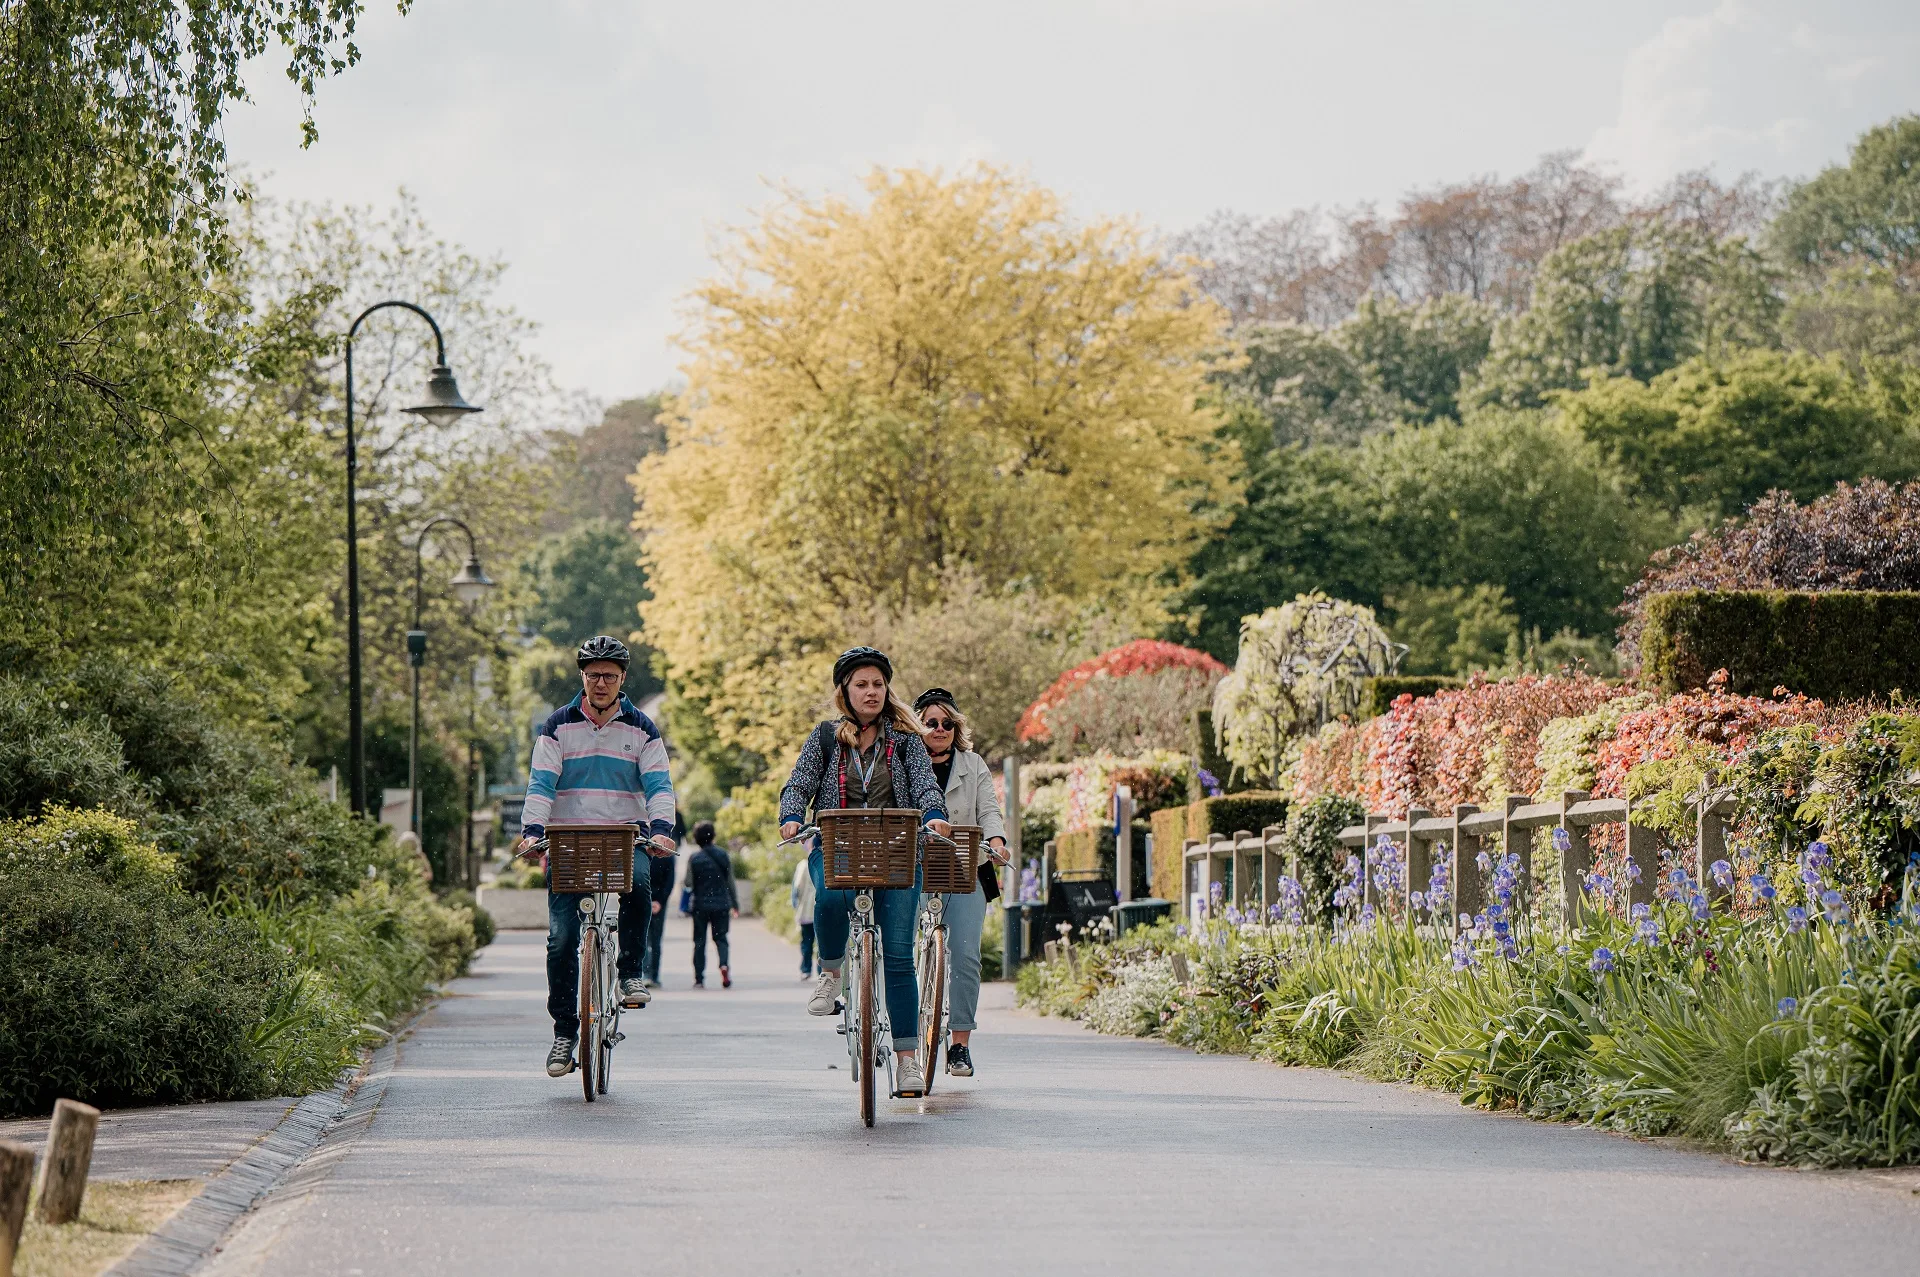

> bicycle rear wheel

[
  {"left": 578, "top": 926, "right": 600, "bottom": 1102},
  {"left": 919, "top": 926, "right": 946, "bottom": 1096},
  {"left": 858, "top": 928, "right": 876, "bottom": 1128}
]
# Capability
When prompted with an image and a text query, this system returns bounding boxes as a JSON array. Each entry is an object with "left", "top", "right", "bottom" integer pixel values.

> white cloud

[{"left": 1585, "top": 0, "right": 1920, "bottom": 190}]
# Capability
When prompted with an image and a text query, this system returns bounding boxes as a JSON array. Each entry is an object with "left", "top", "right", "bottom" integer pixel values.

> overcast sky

[{"left": 226, "top": 0, "right": 1920, "bottom": 406}]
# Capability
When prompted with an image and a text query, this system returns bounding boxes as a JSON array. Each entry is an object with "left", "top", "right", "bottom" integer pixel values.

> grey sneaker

[
  {"left": 894, "top": 1052, "right": 925, "bottom": 1096},
  {"left": 946, "top": 1043, "right": 974, "bottom": 1076},
  {"left": 807, "top": 969, "right": 840, "bottom": 1015},
  {"left": 620, "top": 977, "right": 651, "bottom": 1007},
  {"left": 545, "top": 1036, "right": 576, "bottom": 1077}
]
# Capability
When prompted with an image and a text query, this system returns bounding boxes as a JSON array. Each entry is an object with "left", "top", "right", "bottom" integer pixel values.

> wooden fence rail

[{"left": 1180, "top": 791, "right": 1735, "bottom": 930}]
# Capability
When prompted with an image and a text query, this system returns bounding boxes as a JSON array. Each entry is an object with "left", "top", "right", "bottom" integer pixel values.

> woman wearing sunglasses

[{"left": 912, "top": 687, "right": 1009, "bottom": 1077}]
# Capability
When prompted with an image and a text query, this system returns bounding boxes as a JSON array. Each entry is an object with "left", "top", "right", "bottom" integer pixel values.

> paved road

[{"left": 204, "top": 914, "right": 1917, "bottom": 1276}]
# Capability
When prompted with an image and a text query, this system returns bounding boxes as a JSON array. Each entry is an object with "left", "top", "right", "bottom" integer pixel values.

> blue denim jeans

[
  {"left": 547, "top": 875, "right": 649, "bottom": 1037},
  {"left": 810, "top": 847, "right": 920, "bottom": 1050}
]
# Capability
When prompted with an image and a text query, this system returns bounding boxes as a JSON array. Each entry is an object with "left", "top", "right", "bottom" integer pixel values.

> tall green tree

[
  {"left": 1, "top": 1, "right": 378, "bottom": 670},
  {"left": 1558, "top": 350, "right": 1920, "bottom": 521},
  {"left": 1468, "top": 224, "right": 1783, "bottom": 410}
]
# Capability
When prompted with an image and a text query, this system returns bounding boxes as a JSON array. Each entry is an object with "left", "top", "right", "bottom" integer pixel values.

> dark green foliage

[
  {"left": 1639, "top": 590, "right": 1920, "bottom": 701},
  {"left": 520, "top": 518, "right": 661, "bottom": 699},
  {"left": 1277, "top": 795, "right": 1365, "bottom": 923},
  {"left": 1190, "top": 792, "right": 1290, "bottom": 840},
  {"left": 0, "top": 864, "right": 290, "bottom": 1117},
  {"left": 0, "top": 677, "right": 147, "bottom": 818},
  {"left": 1189, "top": 708, "right": 1239, "bottom": 795},
  {"left": 1729, "top": 938, "right": 1920, "bottom": 1167},
  {"left": 1359, "top": 676, "right": 1463, "bottom": 719}
]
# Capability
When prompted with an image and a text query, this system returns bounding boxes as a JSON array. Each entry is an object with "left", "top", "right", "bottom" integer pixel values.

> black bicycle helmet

[
  {"left": 913, "top": 687, "right": 957, "bottom": 714},
  {"left": 832, "top": 645, "right": 892, "bottom": 686},
  {"left": 577, "top": 635, "right": 632, "bottom": 669}
]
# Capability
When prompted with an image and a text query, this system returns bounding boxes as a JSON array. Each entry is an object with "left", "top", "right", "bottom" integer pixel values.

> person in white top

[
  {"left": 790, "top": 850, "right": 818, "bottom": 978},
  {"left": 911, "top": 687, "right": 1009, "bottom": 1078}
]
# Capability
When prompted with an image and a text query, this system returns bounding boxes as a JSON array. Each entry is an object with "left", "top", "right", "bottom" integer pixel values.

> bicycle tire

[
  {"left": 858, "top": 928, "right": 876, "bottom": 1128},
  {"left": 579, "top": 926, "right": 599, "bottom": 1102},
  {"left": 919, "top": 926, "right": 946, "bottom": 1096}
]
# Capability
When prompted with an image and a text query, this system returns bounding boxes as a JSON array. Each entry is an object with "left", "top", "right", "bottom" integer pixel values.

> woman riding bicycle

[
  {"left": 780, "top": 646, "right": 949, "bottom": 1097},
  {"left": 912, "top": 687, "right": 1009, "bottom": 1079}
]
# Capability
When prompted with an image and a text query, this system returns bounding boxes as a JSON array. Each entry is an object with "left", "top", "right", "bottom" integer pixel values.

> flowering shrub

[
  {"left": 1057, "top": 750, "right": 1192, "bottom": 834},
  {"left": 1017, "top": 640, "right": 1226, "bottom": 749},
  {"left": 1619, "top": 479, "right": 1920, "bottom": 659}
]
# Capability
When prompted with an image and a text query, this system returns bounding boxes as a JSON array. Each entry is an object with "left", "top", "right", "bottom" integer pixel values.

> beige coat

[{"left": 940, "top": 750, "right": 1007, "bottom": 846}]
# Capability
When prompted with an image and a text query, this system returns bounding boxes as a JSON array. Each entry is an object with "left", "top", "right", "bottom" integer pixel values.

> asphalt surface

[{"left": 200, "top": 914, "right": 1918, "bottom": 1276}]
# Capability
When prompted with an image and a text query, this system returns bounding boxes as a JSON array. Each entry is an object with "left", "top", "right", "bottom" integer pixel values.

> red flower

[{"left": 1017, "top": 640, "right": 1228, "bottom": 744}]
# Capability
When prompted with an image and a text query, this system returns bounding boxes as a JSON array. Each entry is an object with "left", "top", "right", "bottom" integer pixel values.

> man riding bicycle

[{"left": 517, "top": 636, "right": 678, "bottom": 1078}]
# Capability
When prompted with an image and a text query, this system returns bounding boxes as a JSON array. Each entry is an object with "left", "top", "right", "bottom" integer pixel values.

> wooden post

[
  {"left": 1114, "top": 785, "right": 1135, "bottom": 903},
  {"left": 1697, "top": 798, "right": 1731, "bottom": 902},
  {"left": 1450, "top": 805, "right": 1482, "bottom": 929},
  {"left": 1003, "top": 756, "right": 1022, "bottom": 896},
  {"left": 33, "top": 1099, "right": 99, "bottom": 1226},
  {"left": 1558, "top": 790, "right": 1593, "bottom": 930},
  {"left": 1, "top": 1140, "right": 33, "bottom": 1277},
  {"left": 1362, "top": 812, "right": 1388, "bottom": 909},
  {"left": 1502, "top": 795, "right": 1530, "bottom": 927},
  {"left": 1624, "top": 795, "right": 1659, "bottom": 911}
]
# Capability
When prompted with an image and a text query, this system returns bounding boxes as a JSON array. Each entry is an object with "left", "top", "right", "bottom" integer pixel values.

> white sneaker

[
  {"left": 807, "top": 969, "right": 840, "bottom": 1016},
  {"left": 894, "top": 1052, "right": 925, "bottom": 1096}
]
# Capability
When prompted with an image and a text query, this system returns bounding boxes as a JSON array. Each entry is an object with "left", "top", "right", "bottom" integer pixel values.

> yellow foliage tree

[{"left": 636, "top": 166, "right": 1232, "bottom": 760}]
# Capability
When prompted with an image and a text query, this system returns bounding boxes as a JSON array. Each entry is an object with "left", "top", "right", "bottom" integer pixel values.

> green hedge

[
  {"left": 1359, "top": 675, "right": 1462, "bottom": 718},
  {"left": 1640, "top": 591, "right": 1920, "bottom": 700}
]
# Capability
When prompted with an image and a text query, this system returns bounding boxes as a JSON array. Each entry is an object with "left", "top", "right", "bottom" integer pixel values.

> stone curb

[{"left": 106, "top": 1011, "right": 416, "bottom": 1277}]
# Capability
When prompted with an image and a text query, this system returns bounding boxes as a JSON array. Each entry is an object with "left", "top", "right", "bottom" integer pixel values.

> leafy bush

[
  {"left": 1620, "top": 479, "right": 1920, "bottom": 658},
  {"left": 0, "top": 861, "right": 293, "bottom": 1117},
  {"left": 1277, "top": 795, "right": 1365, "bottom": 923},
  {"left": 1640, "top": 590, "right": 1920, "bottom": 700},
  {"left": 1730, "top": 937, "right": 1920, "bottom": 1166}
]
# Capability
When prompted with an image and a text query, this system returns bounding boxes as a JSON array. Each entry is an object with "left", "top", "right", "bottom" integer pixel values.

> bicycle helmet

[
  {"left": 832, "top": 645, "right": 893, "bottom": 686},
  {"left": 576, "top": 635, "right": 632, "bottom": 669},
  {"left": 913, "top": 687, "right": 957, "bottom": 713}
]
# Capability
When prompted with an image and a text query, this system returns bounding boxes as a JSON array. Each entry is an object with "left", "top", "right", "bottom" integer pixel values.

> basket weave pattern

[
  {"left": 921, "top": 824, "right": 981, "bottom": 894},
  {"left": 819, "top": 808, "right": 921, "bottom": 888},
  {"left": 546, "top": 824, "right": 636, "bottom": 894}
]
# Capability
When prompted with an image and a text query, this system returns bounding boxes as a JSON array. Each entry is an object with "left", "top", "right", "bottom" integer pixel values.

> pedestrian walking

[
  {"left": 642, "top": 810, "right": 684, "bottom": 987},
  {"left": 687, "top": 821, "right": 738, "bottom": 988},
  {"left": 913, "top": 687, "right": 1008, "bottom": 1078},
  {"left": 791, "top": 845, "right": 817, "bottom": 978}
]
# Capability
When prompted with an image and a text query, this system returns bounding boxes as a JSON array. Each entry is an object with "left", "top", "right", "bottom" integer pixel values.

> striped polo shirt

[{"left": 521, "top": 693, "right": 675, "bottom": 840}]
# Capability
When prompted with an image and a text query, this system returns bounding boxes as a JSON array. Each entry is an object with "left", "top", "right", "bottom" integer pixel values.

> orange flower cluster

[
  {"left": 1016, "top": 639, "right": 1227, "bottom": 744},
  {"left": 1293, "top": 673, "right": 1632, "bottom": 812}
]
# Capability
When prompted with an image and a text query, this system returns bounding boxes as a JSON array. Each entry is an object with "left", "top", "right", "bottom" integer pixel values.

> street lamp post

[
  {"left": 408, "top": 517, "right": 495, "bottom": 861},
  {"left": 343, "top": 301, "right": 481, "bottom": 817}
]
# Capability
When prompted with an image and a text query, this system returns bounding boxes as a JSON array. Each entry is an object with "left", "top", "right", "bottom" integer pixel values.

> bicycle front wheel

[
  {"left": 578, "top": 926, "right": 600, "bottom": 1102},
  {"left": 858, "top": 928, "right": 876, "bottom": 1128},
  {"left": 919, "top": 926, "right": 947, "bottom": 1096}
]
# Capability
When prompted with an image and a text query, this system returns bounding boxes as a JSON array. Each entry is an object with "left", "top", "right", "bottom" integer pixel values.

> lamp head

[
  {"left": 449, "top": 554, "right": 496, "bottom": 606},
  {"left": 405, "top": 364, "right": 482, "bottom": 428}
]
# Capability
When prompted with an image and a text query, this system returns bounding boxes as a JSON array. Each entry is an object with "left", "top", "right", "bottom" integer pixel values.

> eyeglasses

[
  {"left": 922, "top": 716, "right": 953, "bottom": 730},
  {"left": 582, "top": 672, "right": 623, "bottom": 684}
]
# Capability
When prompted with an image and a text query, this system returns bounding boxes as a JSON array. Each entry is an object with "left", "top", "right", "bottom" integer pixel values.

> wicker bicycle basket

[
  {"left": 545, "top": 824, "right": 636, "bottom": 894},
  {"left": 921, "top": 824, "right": 982, "bottom": 894},
  {"left": 818, "top": 808, "right": 921, "bottom": 889}
]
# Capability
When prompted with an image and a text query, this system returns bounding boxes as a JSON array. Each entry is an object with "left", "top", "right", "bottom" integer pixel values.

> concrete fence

[{"left": 1181, "top": 789, "right": 1735, "bottom": 929}]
